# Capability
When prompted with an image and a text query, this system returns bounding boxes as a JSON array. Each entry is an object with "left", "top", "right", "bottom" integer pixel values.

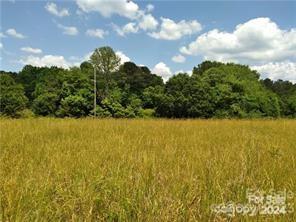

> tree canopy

[{"left": 0, "top": 47, "right": 295, "bottom": 118}]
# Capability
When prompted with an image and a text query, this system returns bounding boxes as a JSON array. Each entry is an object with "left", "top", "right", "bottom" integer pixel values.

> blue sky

[{"left": 1, "top": 0, "right": 296, "bottom": 82}]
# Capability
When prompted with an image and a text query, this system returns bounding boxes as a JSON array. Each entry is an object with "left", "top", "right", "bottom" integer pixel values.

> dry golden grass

[{"left": 0, "top": 118, "right": 295, "bottom": 221}]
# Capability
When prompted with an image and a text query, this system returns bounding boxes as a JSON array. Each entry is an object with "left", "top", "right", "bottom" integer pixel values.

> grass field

[{"left": 0, "top": 118, "right": 295, "bottom": 221}]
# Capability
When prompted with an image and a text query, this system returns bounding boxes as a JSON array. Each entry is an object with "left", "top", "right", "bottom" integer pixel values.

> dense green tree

[
  {"left": 0, "top": 71, "right": 18, "bottom": 80},
  {"left": 142, "top": 85, "right": 165, "bottom": 109},
  {"left": 286, "top": 94, "right": 296, "bottom": 117},
  {"left": 261, "top": 79, "right": 296, "bottom": 116},
  {"left": 30, "top": 67, "right": 93, "bottom": 117},
  {"left": 17, "top": 65, "right": 42, "bottom": 102},
  {"left": 192, "top": 61, "right": 224, "bottom": 77},
  {"left": 31, "top": 68, "right": 66, "bottom": 116},
  {"left": 189, "top": 64, "right": 280, "bottom": 118},
  {"left": 90, "top": 46, "right": 121, "bottom": 97},
  {"left": 0, "top": 46, "right": 294, "bottom": 118},
  {"left": 113, "top": 62, "right": 163, "bottom": 96},
  {"left": 58, "top": 94, "right": 90, "bottom": 117},
  {"left": 0, "top": 74, "right": 28, "bottom": 117},
  {"left": 57, "top": 68, "right": 93, "bottom": 117},
  {"left": 157, "top": 73, "right": 192, "bottom": 118},
  {"left": 32, "top": 92, "right": 59, "bottom": 116},
  {"left": 188, "top": 80, "right": 216, "bottom": 118},
  {"left": 17, "top": 65, "right": 64, "bottom": 103},
  {"left": 80, "top": 61, "right": 93, "bottom": 78}
]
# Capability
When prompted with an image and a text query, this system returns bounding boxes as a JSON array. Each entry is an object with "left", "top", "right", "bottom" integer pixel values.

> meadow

[{"left": 0, "top": 118, "right": 295, "bottom": 221}]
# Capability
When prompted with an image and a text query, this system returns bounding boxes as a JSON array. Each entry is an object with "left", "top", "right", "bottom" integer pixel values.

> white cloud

[
  {"left": 146, "top": 4, "right": 154, "bottom": 12},
  {"left": 86, "top": 29, "right": 108, "bottom": 39},
  {"left": 57, "top": 24, "right": 78, "bottom": 36},
  {"left": 180, "top": 17, "right": 296, "bottom": 64},
  {"left": 77, "top": 0, "right": 158, "bottom": 36},
  {"left": 116, "top": 51, "right": 130, "bottom": 64},
  {"left": 113, "top": 14, "right": 158, "bottom": 36},
  {"left": 149, "top": 18, "right": 202, "bottom": 40},
  {"left": 138, "top": 14, "right": 158, "bottom": 31},
  {"left": 112, "top": 23, "right": 139, "bottom": 36},
  {"left": 83, "top": 51, "right": 93, "bottom": 61},
  {"left": 76, "top": 0, "right": 158, "bottom": 36},
  {"left": 172, "top": 54, "right": 186, "bottom": 63},
  {"left": 21, "top": 47, "right": 42, "bottom": 54},
  {"left": 0, "top": 43, "right": 3, "bottom": 49},
  {"left": 152, "top": 62, "right": 172, "bottom": 81},
  {"left": 251, "top": 61, "right": 296, "bottom": 83},
  {"left": 76, "top": 0, "right": 139, "bottom": 19},
  {"left": 6, "top": 28, "right": 26, "bottom": 39},
  {"left": 45, "top": 2, "right": 70, "bottom": 17},
  {"left": 67, "top": 51, "right": 93, "bottom": 66},
  {"left": 0, "top": 32, "right": 6, "bottom": 38},
  {"left": 20, "top": 55, "right": 71, "bottom": 69},
  {"left": 122, "top": 23, "right": 139, "bottom": 34}
]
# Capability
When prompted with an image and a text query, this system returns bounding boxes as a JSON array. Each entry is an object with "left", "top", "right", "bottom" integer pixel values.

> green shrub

[
  {"left": 139, "top": 108, "right": 155, "bottom": 118},
  {"left": 16, "top": 109, "right": 35, "bottom": 118}
]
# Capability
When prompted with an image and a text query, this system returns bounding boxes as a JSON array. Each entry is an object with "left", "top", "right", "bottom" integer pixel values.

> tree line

[{"left": 0, "top": 46, "right": 295, "bottom": 118}]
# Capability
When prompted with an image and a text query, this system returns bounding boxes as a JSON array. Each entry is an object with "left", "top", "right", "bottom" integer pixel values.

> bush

[
  {"left": 139, "top": 108, "right": 155, "bottom": 118},
  {"left": 58, "top": 95, "right": 91, "bottom": 117},
  {"left": 32, "top": 93, "right": 59, "bottom": 116},
  {"left": 16, "top": 109, "right": 35, "bottom": 118},
  {"left": 0, "top": 74, "right": 28, "bottom": 117},
  {"left": 94, "top": 106, "right": 112, "bottom": 118}
]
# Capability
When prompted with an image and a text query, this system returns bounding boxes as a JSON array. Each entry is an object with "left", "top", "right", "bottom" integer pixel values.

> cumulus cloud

[
  {"left": 0, "top": 43, "right": 3, "bottom": 49},
  {"left": 116, "top": 51, "right": 131, "bottom": 64},
  {"left": 45, "top": 2, "right": 70, "bottom": 17},
  {"left": 112, "top": 23, "right": 139, "bottom": 36},
  {"left": 113, "top": 13, "right": 158, "bottom": 36},
  {"left": 67, "top": 51, "right": 94, "bottom": 66},
  {"left": 180, "top": 17, "right": 296, "bottom": 64},
  {"left": 86, "top": 29, "right": 108, "bottom": 39},
  {"left": 6, "top": 28, "right": 26, "bottom": 39},
  {"left": 0, "top": 32, "right": 6, "bottom": 38},
  {"left": 251, "top": 61, "right": 296, "bottom": 83},
  {"left": 149, "top": 18, "right": 202, "bottom": 40},
  {"left": 20, "top": 55, "right": 71, "bottom": 68},
  {"left": 21, "top": 47, "right": 42, "bottom": 54},
  {"left": 138, "top": 14, "right": 158, "bottom": 31},
  {"left": 77, "top": 0, "right": 157, "bottom": 36},
  {"left": 172, "top": 54, "right": 186, "bottom": 63},
  {"left": 152, "top": 62, "right": 172, "bottom": 81},
  {"left": 57, "top": 24, "right": 78, "bottom": 36},
  {"left": 146, "top": 4, "right": 154, "bottom": 12},
  {"left": 76, "top": 0, "right": 139, "bottom": 19}
]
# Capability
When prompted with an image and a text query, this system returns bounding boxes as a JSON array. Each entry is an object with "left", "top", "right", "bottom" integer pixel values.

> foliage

[
  {"left": 154, "top": 64, "right": 282, "bottom": 118},
  {"left": 192, "top": 60, "right": 224, "bottom": 77},
  {"left": 90, "top": 46, "right": 121, "bottom": 97},
  {"left": 114, "top": 62, "right": 163, "bottom": 96},
  {"left": 32, "top": 92, "right": 60, "bottom": 116},
  {"left": 0, "top": 74, "right": 28, "bottom": 117},
  {"left": 16, "top": 108, "right": 35, "bottom": 118},
  {"left": 139, "top": 108, "right": 155, "bottom": 118},
  {"left": 261, "top": 79, "right": 296, "bottom": 117},
  {"left": 0, "top": 47, "right": 295, "bottom": 118}
]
